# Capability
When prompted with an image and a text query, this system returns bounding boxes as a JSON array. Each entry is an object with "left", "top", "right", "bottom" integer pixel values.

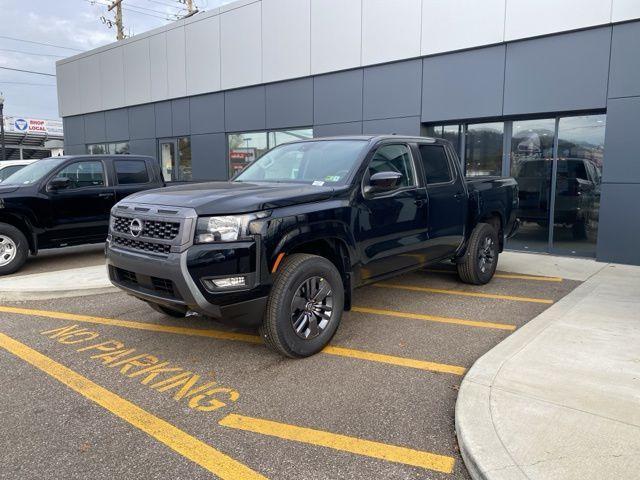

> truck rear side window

[
  {"left": 115, "top": 160, "right": 149, "bottom": 185},
  {"left": 418, "top": 145, "right": 453, "bottom": 184}
]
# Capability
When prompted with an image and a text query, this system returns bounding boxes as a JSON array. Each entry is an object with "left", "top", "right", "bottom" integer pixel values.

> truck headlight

[{"left": 195, "top": 216, "right": 243, "bottom": 243}]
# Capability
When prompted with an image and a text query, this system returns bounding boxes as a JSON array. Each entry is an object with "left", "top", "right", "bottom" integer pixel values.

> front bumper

[{"left": 106, "top": 239, "right": 268, "bottom": 327}]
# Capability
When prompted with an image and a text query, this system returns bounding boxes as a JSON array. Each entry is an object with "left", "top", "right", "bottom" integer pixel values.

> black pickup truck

[
  {"left": 106, "top": 136, "right": 518, "bottom": 358},
  {"left": 0, "top": 155, "right": 164, "bottom": 274}
]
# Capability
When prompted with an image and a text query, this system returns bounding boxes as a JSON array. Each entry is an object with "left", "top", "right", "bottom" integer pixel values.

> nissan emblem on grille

[{"left": 129, "top": 218, "right": 143, "bottom": 237}]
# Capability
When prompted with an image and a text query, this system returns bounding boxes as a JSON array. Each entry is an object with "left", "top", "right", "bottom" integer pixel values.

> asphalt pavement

[{"left": 0, "top": 262, "right": 580, "bottom": 479}]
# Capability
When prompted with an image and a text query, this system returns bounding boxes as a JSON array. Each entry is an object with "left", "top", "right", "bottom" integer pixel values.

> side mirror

[
  {"left": 48, "top": 176, "right": 70, "bottom": 191},
  {"left": 365, "top": 171, "right": 403, "bottom": 194}
]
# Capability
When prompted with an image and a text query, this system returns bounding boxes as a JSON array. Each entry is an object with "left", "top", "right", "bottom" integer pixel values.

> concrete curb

[
  {"left": 454, "top": 263, "right": 640, "bottom": 479},
  {"left": 0, "top": 265, "right": 116, "bottom": 302}
]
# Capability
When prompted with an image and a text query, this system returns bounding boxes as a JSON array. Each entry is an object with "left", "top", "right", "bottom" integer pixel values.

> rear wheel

[
  {"left": 260, "top": 253, "right": 344, "bottom": 358},
  {"left": 147, "top": 302, "right": 187, "bottom": 318},
  {"left": 0, "top": 223, "right": 28, "bottom": 276},
  {"left": 457, "top": 223, "right": 499, "bottom": 285}
]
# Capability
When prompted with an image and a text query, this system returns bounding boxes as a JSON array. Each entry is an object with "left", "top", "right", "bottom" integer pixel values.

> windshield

[
  {"left": 234, "top": 140, "right": 367, "bottom": 185},
  {"left": 3, "top": 158, "right": 67, "bottom": 185}
]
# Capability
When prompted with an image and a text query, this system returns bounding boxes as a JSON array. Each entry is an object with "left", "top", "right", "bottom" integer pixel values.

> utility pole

[
  {"left": 179, "top": 0, "right": 198, "bottom": 19},
  {"left": 107, "top": 0, "right": 126, "bottom": 41},
  {"left": 0, "top": 93, "right": 5, "bottom": 162}
]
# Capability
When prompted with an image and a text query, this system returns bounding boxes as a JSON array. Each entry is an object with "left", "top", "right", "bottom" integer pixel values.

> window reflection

[
  {"left": 465, "top": 123, "right": 503, "bottom": 177},
  {"left": 552, "top": 115, "right": 605, "bottom": 256},
  {"left": 509, "top": 119, "right": 555, "bottom": 252},
  {"left": 425, "top": 124, "right": 462, "bottom": 158}
]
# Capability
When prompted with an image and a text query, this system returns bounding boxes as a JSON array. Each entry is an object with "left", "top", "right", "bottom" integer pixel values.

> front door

[
  {"left": 46, "top": 159, "right": 114, "bottom": 244},
  {"left": 159, "top": 138, "right": 178, "bottom": 182},
  {"left": 355, "top": 143, "right": 429, "bottom": 282}
]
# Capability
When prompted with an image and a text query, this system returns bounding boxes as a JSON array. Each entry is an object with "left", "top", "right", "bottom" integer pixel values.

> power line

[
  {"left": 0, "top": 81, "right": 56, "bottom": 87},
  {"left": 141, "top": 0, "right": 183, "bottom": 9},
  {"left": 0, "top": 35, "right": 83, "bottom": 52},
  {"left": 0, "top": 66, "right": 56, "bottom": 77},
  {"left": 0, "top": 48, "right": 66, "bottom": 58}
]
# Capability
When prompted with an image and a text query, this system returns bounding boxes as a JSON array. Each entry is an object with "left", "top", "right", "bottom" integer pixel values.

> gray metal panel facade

[
  {"left": 601, "top": 97, "right": 640, "bottom": 184},
  {"left": 128, "top": 139, "right": 156, "bottom": 159},
  {"left": 266, "top": 78, "right": 314, "bottom": 129},
  {"left": 363, "top": 60, "right": 422, "bottom": 120},
  {"left": 191, "top": 133, "right": 227, "bottom": 180},
  {"left": 171, "top": 98, "right": 190, "bottom": 136},
  {"left": 154, "top": 101, "right": 172, "bottom": 138},
  {"left": 63, "top": 116, "right": 85, "bottom": 146},
  {"left": 596, "top": 184, "right": 640, "bottom": 264},
  {"left": 362, "top": 116, "right": 422, "bottom": 136},
  {"left": 313, "top": 122, "right": 363, "bottom": 137},
  {"left": 503, "top": 27, "right": 611, "bottom": 115},
  {"left": 105, "top": 108, "right": 129, "bottom": 142},
  {"left": 128, "top": 104, "right": 156, "bottom": 140},
  {"left": 64, "top": 144, "right": 85, "bottom": 155},
  {"left": 313, "top": 69, "right": 363, "bottom": 125},
  {"left": 608, "top": 22, "right": 640, "bottom": 99},
  {"left": 224, "top": 86, "right": 266, "bottom": 132},
  {"left": 83, "top": 112, "right": 106, "bottom": 144},
  {"left": 189, "top": 93, "right": 225, "bottom": 134},
  {"left": 421, "top": 46, "right": 505, "bottom": 122}
]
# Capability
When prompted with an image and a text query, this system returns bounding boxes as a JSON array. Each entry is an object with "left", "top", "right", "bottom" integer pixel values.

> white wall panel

[
  {"left": 78, "top": 55, "right": 102, "bottom": 113},
  {"left": 186, "top": 16, "right": 221, "bottom": 95},
  {"left": 166, "top": 26, "right": 187, "bottom": 98},
  {"left": 99, "top": 48, "right": 124, "bottom": 110},
  {"left": 123, "top": 39, "right": 151, "bottom": 105},
  {"left": 149, "top": 32, "right": 168, "bottom": 101},
  {"left": 221, "top": 2, "right": 262, "bottom": 89},
  {"left": 167, "top": 27, "right": 187, "bottom": 98},
  {"left": 612, "top": 0, "right": 640, "bottom": 22},
  {"left": 505, "top": 0, "right": 612, "bottom": 41},
  {"left": 262, "top": 0, "right": 310, "bottom": 82},
  {"left": 421, "top": 0, "right": 505, "bottom": 55},
  {"left": 311, "top": 0, "right": 361, "bottom": 75},
  {"left": 56, "top": 60, "right": 80, "bottom": 117},
  {"left": 362, "top": 0, "right": 421, "bottom": 65}
]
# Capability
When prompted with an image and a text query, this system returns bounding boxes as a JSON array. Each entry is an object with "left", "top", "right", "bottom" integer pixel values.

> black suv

[{"left": 106, "top": 136, "right": 518, "bottom": 358}]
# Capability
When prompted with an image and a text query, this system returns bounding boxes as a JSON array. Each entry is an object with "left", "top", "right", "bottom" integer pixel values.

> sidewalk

[
  {"left": 0, "top": 265, "right": 115, "bottom": 301},
  {"left": 456, "top": 259, "right": 640, "bottom": 479}
]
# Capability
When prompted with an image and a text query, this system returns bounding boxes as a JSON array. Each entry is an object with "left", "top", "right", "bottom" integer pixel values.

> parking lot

[{"left": 0, "top": 263, "right": 580, "bottom": 479}]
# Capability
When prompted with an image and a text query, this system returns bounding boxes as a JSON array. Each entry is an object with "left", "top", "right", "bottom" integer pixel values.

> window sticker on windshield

[
  {"left": 324, "top": 175, "right": 340, "bottom": 182},
  {"left": 312, "top": 180, "right": 325, "bottom": 186}
]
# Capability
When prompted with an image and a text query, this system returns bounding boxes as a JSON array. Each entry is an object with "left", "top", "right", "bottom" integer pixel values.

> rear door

[
  {"left": 112, "top": 158, "right": 156, "bottom": 203},
  {"left": 356, "top": 143, "right": 429, "bottom": 281},
  {"left": 416, "top": 143, "right": 466, "bottom": 260},
  {"left": 45, "top": 159, "right": 115, "bottom": 243}
]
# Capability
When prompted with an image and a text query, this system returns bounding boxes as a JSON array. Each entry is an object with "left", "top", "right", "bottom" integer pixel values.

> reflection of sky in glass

[{"left": 558, "top": 115, "right": 606, "bottom": 148}]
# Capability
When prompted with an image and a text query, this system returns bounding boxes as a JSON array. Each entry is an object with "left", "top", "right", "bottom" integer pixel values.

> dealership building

[{"left": 56, "top": 0, "right": 640, "bottom": 265}]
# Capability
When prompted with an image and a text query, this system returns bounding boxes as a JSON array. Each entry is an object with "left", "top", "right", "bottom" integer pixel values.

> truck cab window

[
  {"left": 115, "top": 160, "right": 149, "bottom": 184},
  {"left": 418, "top": 145, "right": 453, "bottom": 184},
  {"left": 368, "top": 144, "right": 415, "bottom": 188},
  {"left": 57, "top": 161, "right": 105, "bottom": 188}
]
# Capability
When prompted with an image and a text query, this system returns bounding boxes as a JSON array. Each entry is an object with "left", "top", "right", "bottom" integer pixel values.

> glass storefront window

[
  {"left": 228, "top": 128, "right": 313, "bottom": 178},
  {"left": 86, "top": 143, "right": 107, "bottom": 155},
  {"left": 465, "top": 122, "right": 504, "bottom": 177},
  {"left": 509, "top": 119, "right": 556, "bottom": 252},
  {"left": 424, "top": 124, "right": 462, "bottom": 158},
  {"left": 86, "top": 142, "right": 129, "bottom": 155},
  {"left": 177, "top": 137, "right": 192, "bottom": 181},
  {"left": 552, "top": 115, "right": 605, "bottom": 256},
  {"left": 228, "top": 132, "right": 268, "bottom": 178}
]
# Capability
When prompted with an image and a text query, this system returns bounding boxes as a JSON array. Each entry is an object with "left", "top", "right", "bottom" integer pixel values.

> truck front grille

[
  {"left": 112, "top": 235, "right": 171, "bottom": 255},
  {"left": 112, "top": 215, "right": 180, "bottom": 240},
  {"left": 113, "top": 267, "right": 182, "bottom": 300}
]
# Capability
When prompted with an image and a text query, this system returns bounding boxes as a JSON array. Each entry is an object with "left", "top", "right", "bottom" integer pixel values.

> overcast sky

[{"left": 0, "top": 0, "right": 231, "bottom": 121}]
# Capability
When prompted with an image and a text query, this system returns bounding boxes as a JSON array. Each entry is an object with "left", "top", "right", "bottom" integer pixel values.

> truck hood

[
  {"left": 0, "top": 185, "right": 21, "bottom": 195},
  {"left": 123, "top": 181, "right": 340, "bottom": 215}
]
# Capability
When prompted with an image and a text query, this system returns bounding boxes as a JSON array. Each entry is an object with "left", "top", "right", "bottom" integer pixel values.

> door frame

[{"left": 157, "top": 137, "right": 180, "bottom": 182}]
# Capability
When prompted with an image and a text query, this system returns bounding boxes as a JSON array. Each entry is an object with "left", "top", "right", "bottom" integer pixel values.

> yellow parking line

[
  {"left": 374, "top": 283, "right": 553, "bottom": 304},
  {"left": 0, "top": 332, "right": 265, "bottom": 480},
  {"left": 0, "top": 306, "right": 465, "bottom": 376},
  {"left": 352, "top": 306, "right": 516, "bottom": 331},
  {"left": 424, "top": 269, "right": 563, "bottom": 282},
  {"left": 219, "top": 414, "right": 455, "bottom": 474}
]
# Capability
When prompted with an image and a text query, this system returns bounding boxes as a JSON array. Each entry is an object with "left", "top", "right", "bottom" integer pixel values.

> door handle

[
  {"left": 453, "top": 192, "right": 464, "bottom": 199},
  {"left": 98, "top": 192, "right": 115, "bottom": 198},
  {"left": 414, "top": 199, "right": 425, "bottom": 207}
]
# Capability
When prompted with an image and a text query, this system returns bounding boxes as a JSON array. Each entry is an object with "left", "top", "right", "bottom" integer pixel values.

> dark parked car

[
  {"left": 0, "top": 155, "right": 165, "bottom": 274},
  {"left": 106, "top": 136, "right": 519, "bottom": 358}
]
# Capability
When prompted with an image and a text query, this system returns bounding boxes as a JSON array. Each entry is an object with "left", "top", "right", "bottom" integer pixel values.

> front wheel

[
  {"left": 260, "top": 253, "right": 344, "bottom": 358},
  {"left": 457, "top": 223, "right": 499, "bottom": 285},
  {"left": 0, "top": 223, "right": 28, "bottom": 276}
]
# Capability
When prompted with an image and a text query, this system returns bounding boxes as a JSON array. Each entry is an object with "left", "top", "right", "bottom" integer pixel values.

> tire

[
  {"left": 260, "top": 253, "right": 344, "bottom": 358},
  {"left": 147, "top": 302, "right": 187, "bottom": 318},
  {"left": 0, "top": 223, "right": 28, "bottom": 276},
  {"left": 457, "top": 223, "right": 499, "bottom": 285}
]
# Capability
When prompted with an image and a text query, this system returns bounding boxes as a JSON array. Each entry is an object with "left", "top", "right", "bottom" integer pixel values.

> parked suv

[
  {"left": 0, "top": 155, "right": 165, "bottom": 274},
  {"left": 106, "top": 136, "right": 518, "bottom": 358}
]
